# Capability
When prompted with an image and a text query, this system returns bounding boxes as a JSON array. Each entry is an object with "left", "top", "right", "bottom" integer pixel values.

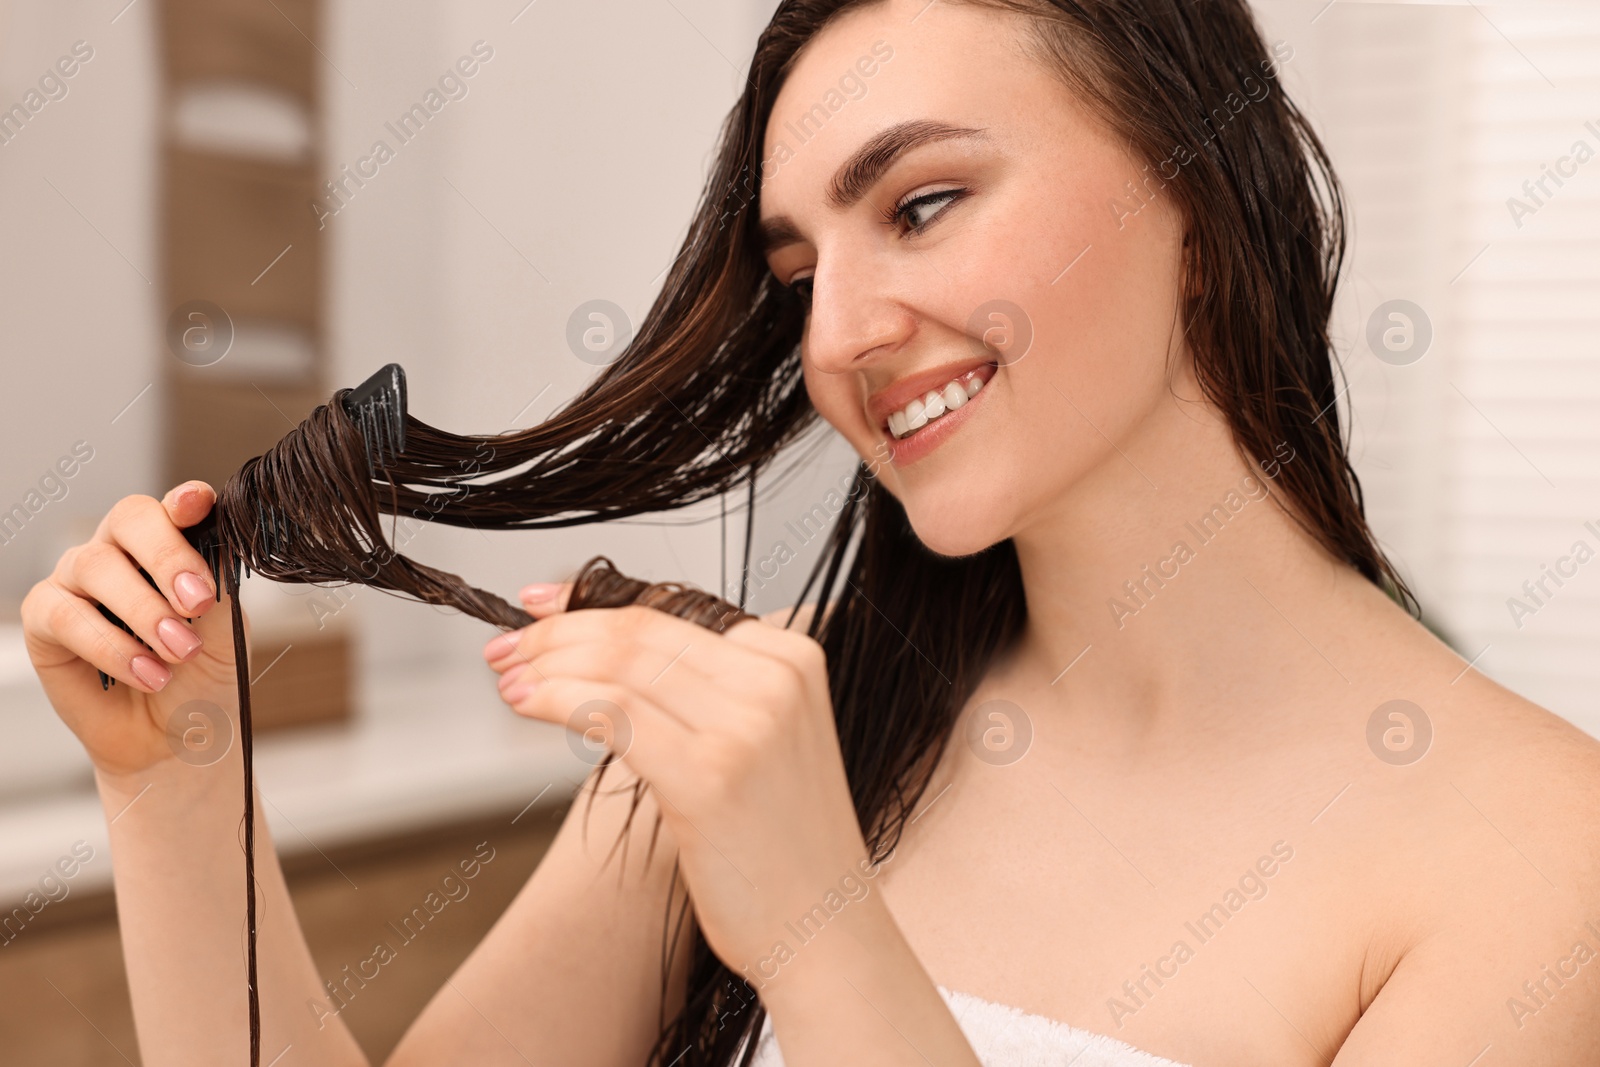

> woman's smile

[{"left": 876, "top": 360, "right": 998, "bottom": 466}]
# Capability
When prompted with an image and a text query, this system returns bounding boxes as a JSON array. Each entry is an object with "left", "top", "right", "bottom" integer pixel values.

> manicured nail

[
  {"left": 502, "top": 673, "right": 538, "bottom": 703},
  {"left": 498, "top": 665, "right": 528, "bottom": 692},
  {"left": 174, "top": 571, "right": 213, "bottom": 614},
  {"left": 130, "top": 655, "right": 171, "bottom": 691},
  {"left": 484, "top": 632, "right": 519, "bottom": 659},
  {"left": 520, "top": 583, "right": 560, "bottom": 604},
  {"left": 157, "top": 617, "right": 201, "bottom": 660}
]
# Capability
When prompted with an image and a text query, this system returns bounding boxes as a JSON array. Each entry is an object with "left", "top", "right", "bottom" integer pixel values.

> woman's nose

[{"left": 802, "top": 250, "right": 916, "bottom": 376}]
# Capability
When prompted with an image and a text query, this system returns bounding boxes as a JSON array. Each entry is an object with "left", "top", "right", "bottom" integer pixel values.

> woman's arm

[
  {"left": 386, "top": 601, "right": 822, "bottom": 1066},
  {"left": 754, "top": 887, "right": 979, "bottom": 1067},
  {"left": 479, "top": 594, "right": 983, "bottom": 1066},
  {"left": 384, "top": 760, "right": 694, "bottom": 1066},
  {"left": 21, "top": 482, "right": 370, "bottom": 1065},
  {"left": 98, "top": 757, "right": 369, "bottom": 1067}
]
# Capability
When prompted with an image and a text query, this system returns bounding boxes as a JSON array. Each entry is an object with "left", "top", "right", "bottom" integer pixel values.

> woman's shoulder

[
  {"left": 1334, "top": 668, "right": 1600, "bottom": 1054},
  {"left": 1348, "top": 598, "right": 1600, "bottom": 892},
  {"left": 1270, "top": 590, "right": 1600, "bottom": 1054},
  {"left": 1438, "top": 670, "right": 1600, "bottom": 871}
]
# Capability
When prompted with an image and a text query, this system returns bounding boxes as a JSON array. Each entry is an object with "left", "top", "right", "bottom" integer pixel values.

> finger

[
  {"left": 68, "top": 540, "right": 204, "bottom": 666},
  {"left": 95, "top": 489, "right": 219, "bottom": 619},
  {"left": 488, "top": 604, "right": 754, "bottom": 678},
  {"left": 496, "top": 639, "right": 746, "bottom": 733},
  {"left": 517, "top": 580, "right": 573, "bottom": 618},
  {"left": 502, "top": 676, "right": 691, "bottom": 781},
  {"left": 33, "top": 579, "right": 172, "bottom": 693},
  {"left": 723, "top": 615, "right": 825, "bottom": 670},
  {"left": 162, "top": 479, "right": 216, "bottom": 530},
  {"left": 482, "top": 581, "right": 573, "bottom": 662}
]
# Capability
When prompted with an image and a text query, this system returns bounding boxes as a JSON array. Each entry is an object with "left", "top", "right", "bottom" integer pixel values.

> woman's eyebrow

[{"left": 759, "top": 119, "right": 989, "bottom": 255}]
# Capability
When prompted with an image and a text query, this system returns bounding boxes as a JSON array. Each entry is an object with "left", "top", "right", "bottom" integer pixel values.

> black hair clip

[
  {"left": 97, "top": 364, "right": 409, "bottom": 690},
  {"left": 187, "top": 507, "right": 236, "bottom": 595},
  {"left": 255, "top": 503, "right": 288, "bottom": 568},
  {"left": 341, "top": 362, "right": 407, "bottom": 477}
]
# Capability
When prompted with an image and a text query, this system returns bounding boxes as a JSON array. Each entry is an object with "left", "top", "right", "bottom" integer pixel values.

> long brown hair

[
  {"left": 200, "top": 0, "right": 1416, "bottom": 1061},
  {"left": 592, "top": 1, "right": 1417, "bottom": 1061}
]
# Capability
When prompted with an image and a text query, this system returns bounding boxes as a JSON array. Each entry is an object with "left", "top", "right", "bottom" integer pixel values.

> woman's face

[{"left": 758, "top": 0, "right": 1192, "bottom": 556}]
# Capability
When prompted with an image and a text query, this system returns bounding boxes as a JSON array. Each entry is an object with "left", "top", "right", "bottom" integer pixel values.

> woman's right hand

[{"left": 20, "top": 480, "right": 246, "bottom": 781}]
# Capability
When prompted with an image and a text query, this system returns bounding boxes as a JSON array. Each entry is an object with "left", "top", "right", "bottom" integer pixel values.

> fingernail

[
  {"left": 503, "top": 672, "right": 539, "bottom": 703},
  {"left": 484, "top": 632, "right": 519, "bottom": 659},
  {"left": 157, "top": 617, "right": 201, "bottom": 660},
  {"left": 498, "top": 665, "right": 528, "bottom": 692},
  {"left": 174, "top": 571, "right": 213, "bottom": 614},
  {"left": 520, "top": 583, "right": 560, "bottom": 604},
  {"left": 130, "top": 655, "right": 171, "bottom": 691},
  {"left": 166, "top": 481, "right": 207, "bottom": 509}
]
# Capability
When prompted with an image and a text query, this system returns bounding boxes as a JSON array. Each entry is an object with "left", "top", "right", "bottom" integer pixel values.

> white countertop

[{"left": 0, "top": 624, "right": 589, "bottom": 902}]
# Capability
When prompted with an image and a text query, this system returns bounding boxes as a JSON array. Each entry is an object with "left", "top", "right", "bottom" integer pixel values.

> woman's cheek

[{"left": 803, "top": 359, "right": 873, "bottom": 451}]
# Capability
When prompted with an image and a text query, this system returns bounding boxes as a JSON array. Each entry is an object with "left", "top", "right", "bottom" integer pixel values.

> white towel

[{"left": 739, "top": 986, "right": 1193, "bottom": 1067}]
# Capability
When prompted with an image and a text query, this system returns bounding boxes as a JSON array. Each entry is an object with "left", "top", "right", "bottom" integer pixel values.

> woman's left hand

[{"left": 483, "top": 584, "right": 880, "bottom": 978}]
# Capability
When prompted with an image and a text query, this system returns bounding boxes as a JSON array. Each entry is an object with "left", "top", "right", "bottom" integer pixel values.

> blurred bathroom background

[{"left": 0, "top": 0, "right": 1596, "bottom": 1061}]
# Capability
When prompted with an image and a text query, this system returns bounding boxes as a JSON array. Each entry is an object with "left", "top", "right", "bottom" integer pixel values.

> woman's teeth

[{"left": 887, "top": 372, "right": 986, "bottom": 440}]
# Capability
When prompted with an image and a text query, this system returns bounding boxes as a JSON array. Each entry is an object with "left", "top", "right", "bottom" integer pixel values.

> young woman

[{"left": 22, "top": 0, "right": 1600, "bottom": 1064}]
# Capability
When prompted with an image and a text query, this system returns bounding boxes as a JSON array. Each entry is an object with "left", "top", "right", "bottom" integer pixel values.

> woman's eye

[
  {"left": 779, "top": 188, "right": 966, "bottom": 309},
  {"left": 892, "top": 188, "right": 965, "bottom": 234}
]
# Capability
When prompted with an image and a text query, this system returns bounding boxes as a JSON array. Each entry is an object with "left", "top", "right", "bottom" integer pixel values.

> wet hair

[
  {"left": 182, "top": 0, "right": 1418, "bottom": 1063},
  {"left": 194, "top": 391, "right": 755, "bottom": 1067}
]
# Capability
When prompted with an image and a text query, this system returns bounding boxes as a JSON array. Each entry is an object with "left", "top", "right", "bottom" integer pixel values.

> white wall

[
  {"left": 1249, "top": 0, "right": 1600, "bottom": 731},
  {"left": 1, "top": 0, "right": 855, "bottom": 721},
  {"left": 0, "top": 0, "right": 159, "bottom": 602},
  {"left": 317, "top": 0, "right": 840, "bottom": 679}
]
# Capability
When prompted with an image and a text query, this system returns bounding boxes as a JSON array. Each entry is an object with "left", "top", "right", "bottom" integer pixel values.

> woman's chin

[{"left": 903, "top": 507, "right": 1012, "bottom": 560}]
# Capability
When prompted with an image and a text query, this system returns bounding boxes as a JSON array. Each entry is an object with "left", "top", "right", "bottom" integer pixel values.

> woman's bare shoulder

[
  {"left": 1332, "top": 674, "right": 1600, "bottom": 1058},
  {"left": 1356, "top": 610, "right": 1600, "bottom": 892},
  {"left": 1443, "top": 673, "right": 1600, "bottom": 857}
]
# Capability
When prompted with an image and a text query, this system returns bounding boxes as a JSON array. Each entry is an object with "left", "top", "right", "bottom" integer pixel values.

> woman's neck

[{"left": 1002, "top": 378, "right": 1371, "bottom": 748}]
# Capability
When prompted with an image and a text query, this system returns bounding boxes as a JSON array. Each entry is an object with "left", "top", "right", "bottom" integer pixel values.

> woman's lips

[
  {"left": 866, "top": 358, "right": 998, "bottom": 431},
  {"left": 882, "top": 363, "right": 996, "bottom": 467},
  {"left": 884, "top": 364, "right": 993, "bottom": 439}
]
